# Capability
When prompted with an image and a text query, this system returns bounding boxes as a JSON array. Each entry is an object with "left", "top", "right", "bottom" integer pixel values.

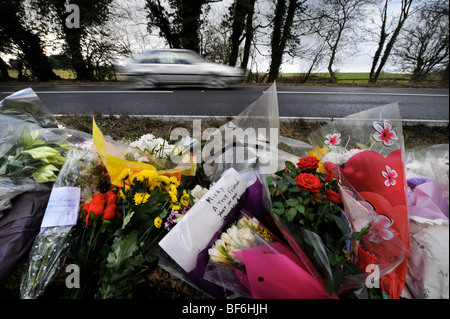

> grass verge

[{"left": 56, "top": 114, "right": 449, "bottom": 149}]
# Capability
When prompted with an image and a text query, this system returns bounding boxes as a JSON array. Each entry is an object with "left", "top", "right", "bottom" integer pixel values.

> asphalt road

[{"left": 0, "top": 85, "right": 448, "bottom": 124}]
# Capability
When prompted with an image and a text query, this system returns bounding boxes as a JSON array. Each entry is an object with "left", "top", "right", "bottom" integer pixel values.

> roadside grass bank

[
  {"left": 56, "top": 114, "right": 449, "bottom": 149},
  {"left": 1, "top": 69, "right": 448, "bottom": 89}
]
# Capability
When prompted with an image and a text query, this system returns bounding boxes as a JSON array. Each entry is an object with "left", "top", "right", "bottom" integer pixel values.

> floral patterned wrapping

[
  {"left": 308, "top": 102, "right": 409, "bottom": 299},
  {"left": 404, "top": 144, "right": 449, "bottom": 299}
]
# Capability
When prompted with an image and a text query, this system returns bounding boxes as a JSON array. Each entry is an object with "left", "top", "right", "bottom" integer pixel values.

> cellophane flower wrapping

[
  {"left": 0, "top": 88, "right": 66, "bottom": 214},
  {"left": 20, "top": 143, "right": 105, "bottom": 299},
  {"left": 158, "top": 85, "right": 283, "bottom": 298},
  {"left": 403, "top": 144, "right": 449, "bottom": 299},
  {"left": 204, "top": 210, "right": 333, "bottom": 299},
  {"left": 308, "top": 102, "right": 409, "bottom": 299}
]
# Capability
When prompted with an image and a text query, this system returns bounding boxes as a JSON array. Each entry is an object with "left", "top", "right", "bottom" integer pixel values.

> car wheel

[
  {"left": 204, "top": 76, "right": 227, "bottom": 89},
  {"left": 135, "top": 74, "right": 157, "bottom": 89}
]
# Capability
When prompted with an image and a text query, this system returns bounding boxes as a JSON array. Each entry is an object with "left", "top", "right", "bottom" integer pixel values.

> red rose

[
  {"left": 105, "top": 190, "right": 118, "bottom": 206},
  {"left": 325, "top": 189, "right": 342, "bottom": 204},
  {"left": 85, "top": 212, "right": 93, "bottom": 226},
  {"left": 88, "top": 198, "right": 105, "bottom": 216},
  {"left": 294, "top": 173, "right": 323, "bottom": 193},
  {"left": 91, "top": 193, "right": 106, "bottom": 201},
  {"left": 102, "top": 204, "right": 117, "bottom": 220},
  {"left": 297, "top": 156, "right": 320, "bottom": 172},
  {"left": 324, "top": 170, "right": 334, "bottom": 182}
]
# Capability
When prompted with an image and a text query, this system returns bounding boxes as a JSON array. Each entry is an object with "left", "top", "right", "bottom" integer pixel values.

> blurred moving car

[{"left": 118, "top": 49, "right": 246, "bottom": 89}]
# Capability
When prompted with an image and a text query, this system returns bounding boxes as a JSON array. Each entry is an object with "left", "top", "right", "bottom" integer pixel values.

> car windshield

[{"left": 137, "top": 50, "right": 205, "bottom": 64}]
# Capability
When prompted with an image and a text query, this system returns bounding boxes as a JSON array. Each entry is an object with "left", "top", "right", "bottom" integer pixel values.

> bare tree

[
  {"left": 146, "top": 0, "right": 222, "bottom": 53},
  {"left": 267, "top": 0, "right": 306, "bottom": 83},
  {"left": 369, "top": 0, "right": 413, "bottom": 83},
  {"left": 392, "top": 0, "right": 449, "bottom": 82},
  {"left": 311, "top": 0, "right": 372, "bottom": 83}
]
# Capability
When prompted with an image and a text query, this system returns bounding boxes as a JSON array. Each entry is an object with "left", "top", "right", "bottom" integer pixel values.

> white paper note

[
  {"left": 40, "top": 187, "right": 81, "bottom": 228},
  {"left": 159, "top": 168, "right": 247, "bottom": 272}
]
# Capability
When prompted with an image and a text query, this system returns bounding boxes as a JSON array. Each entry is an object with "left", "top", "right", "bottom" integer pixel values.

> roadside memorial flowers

[
  {"left": 267, "top": 156, "right": 369, "bottom": 296},
  {"left": 1, "top": 86, "right": 447, "bottom": 300},
  {"left": 20, "top": 144, "right": 107, "bottom": 299},
  {"left": 308, "top": 102, "right": 409, "bottom": 299},
  {"left": 205, "top": 212, "right": 333, "bottom": 299}
]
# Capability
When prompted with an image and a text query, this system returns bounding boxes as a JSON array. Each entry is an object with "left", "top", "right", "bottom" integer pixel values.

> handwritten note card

[
  {"left": 159, "top": 168, "right": 247, "bottom": 273},
  {"left": 41, "top": 187, "right": 81, "bottom": 228}
]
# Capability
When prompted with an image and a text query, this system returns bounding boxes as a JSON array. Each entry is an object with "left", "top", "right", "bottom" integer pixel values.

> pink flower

[
  {"left": 372, "top": 120, "right": 398, "bottom": 146},
  {"left": 324, "top": 133, "right": 341, "bottom": 148},
  {"left": 369, "top": 214, "right": 394, "bottom": 243},
  {"left": 382, "top": 165, "right": 398, "bottom": 187}
]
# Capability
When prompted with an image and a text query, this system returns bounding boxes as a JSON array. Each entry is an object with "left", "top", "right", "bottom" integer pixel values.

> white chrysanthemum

[
  {"left": 191, "top": 184, "right": 209, "bottom": 203},
  {"left": 322, "top": 148, "right": 365, "bottom": 165}
]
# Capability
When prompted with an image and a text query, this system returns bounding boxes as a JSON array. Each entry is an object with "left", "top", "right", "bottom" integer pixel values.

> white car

[{"left": 118, "top": 49, "right": 245, "bottom": 89}]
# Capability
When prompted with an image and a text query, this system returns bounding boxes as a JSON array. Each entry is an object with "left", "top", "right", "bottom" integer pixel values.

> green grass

[
  {"left": 2, "top": 69, "right": 448, "bottom": 89},
  {"left": 276, "top": 72, "right": 445, "bottom": 88}
]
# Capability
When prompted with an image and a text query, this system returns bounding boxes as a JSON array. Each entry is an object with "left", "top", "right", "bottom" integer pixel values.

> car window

[{"left": 157, "top": 52, "right": 176, "bottom": 64}]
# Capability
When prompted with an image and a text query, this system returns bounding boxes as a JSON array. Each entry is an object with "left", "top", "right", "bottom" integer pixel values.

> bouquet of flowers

[
  {"left": 403, "top": 144, "right": 449, "bottom": 299},
  {"left": 57, "top": 120, "right": 206, "bottom": 299},
  {"left": 308, "top": 102, "right": 409, "bottom": 299},
  {"left": 266, "top": 154, "right": 370, "bottom": 297},
  {"left": 204, "top": 211, "right": 333, "bottom": 299},
  {"left": 0, "top": 88, "right": 70, "bottom": 213},
  {"left": 20, "top": 142, "right": 107, "bottom": 299}
]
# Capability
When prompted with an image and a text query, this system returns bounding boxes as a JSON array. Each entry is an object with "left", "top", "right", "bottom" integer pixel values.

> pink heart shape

[{"left": 339, "top": 149, "right": 406, "bottom": 207}]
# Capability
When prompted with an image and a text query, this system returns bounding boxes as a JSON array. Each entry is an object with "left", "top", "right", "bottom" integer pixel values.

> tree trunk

[
  {"left": 178, "top": 0, "right": 204, "bottom": 52},
  {"left": 0, "top": 57, "right": 12, "bottom": 81},
  {"left": 241, "top": 0, "right": 256, "bottom": 71},
  {"left": 228, "top": 0, "right": 247, "bottom": 66},
  {"left": 369, "top": 0, "right": 389, "bottom": 82},
  {"left": 371, "top": 0, "right": 413, "bottom": 83},
  {"left": 268, "top": 0, "right": 298, "bottom": 83},
  {"left": 63, "top": 28, "right": 94, "bottom": 81},
  {"left": 10, "top": 30, "right": 59, "bottom": 81}
]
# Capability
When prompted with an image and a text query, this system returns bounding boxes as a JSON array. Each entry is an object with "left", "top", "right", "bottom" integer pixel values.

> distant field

[
  {"left": 276, "top": 72, "right": 444, "bottom": 88},
  {"left": 3, "top": 69, "right": 447, "bottom": 88}
]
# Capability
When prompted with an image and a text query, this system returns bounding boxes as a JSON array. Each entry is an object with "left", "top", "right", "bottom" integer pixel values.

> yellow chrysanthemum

[
  {"left": 180, "top": 190, "right": 190, "bottom": 207},
  {"left": 154, "top": 217, "right": 162, "bottom": 228},
  {"left": 112, "top": 168, "right": 132, "bottom": 187},
  {"left": 168, "top": 184, "right": 178, "bottom": 203},
  {"left": 170, "top": 204, "right": 182, "bottom": 211},
  {"left": 134, "top": 192, "right": 150, "bottom": 205}
]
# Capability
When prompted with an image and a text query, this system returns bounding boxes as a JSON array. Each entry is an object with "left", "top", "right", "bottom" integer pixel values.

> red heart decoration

[
  {"left": 340, "top": 149, "right": 406, "bottom": 207},
  {"left": 358, "top": 191, "right": 409, "bottom": 299}
]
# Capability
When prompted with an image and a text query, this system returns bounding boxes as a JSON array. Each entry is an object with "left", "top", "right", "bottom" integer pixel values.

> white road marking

[
  {"left": 53, "top": 114, "right": 449, "bottom": 125},
  {"left": 273, "top": 91, "right": 449, "bottom": 97}
]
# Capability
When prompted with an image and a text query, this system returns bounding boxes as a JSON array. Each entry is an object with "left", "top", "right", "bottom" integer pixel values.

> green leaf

[
  {"left": 285, "top": 198, "right": 298, "bottom": 207},
  {"left": 18, "top": 126, "right": 33, "bottom": 148},
  {"left": 122, "top": 211, "right": 135, "bottom": 229},
  {"left": 332, "top": 214, "right": 351, "bottom": 235},
  {"left": 296, "top": 204, "right": 305, "bottom": 215},
  {"left": 273, "top": 207, "right": 285, "bottom": 215},
  {"left": 284, "top": 207, "right": 297, "bottom": 222},
  {"left": 273, "top": 202, "right": 284, "bottom": 208},
  {"left": 106, "top": 231, "right": 139, "bottom": 270},
  {"left": 285, "top": 161, "right": 296, "bottom": 171}
]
